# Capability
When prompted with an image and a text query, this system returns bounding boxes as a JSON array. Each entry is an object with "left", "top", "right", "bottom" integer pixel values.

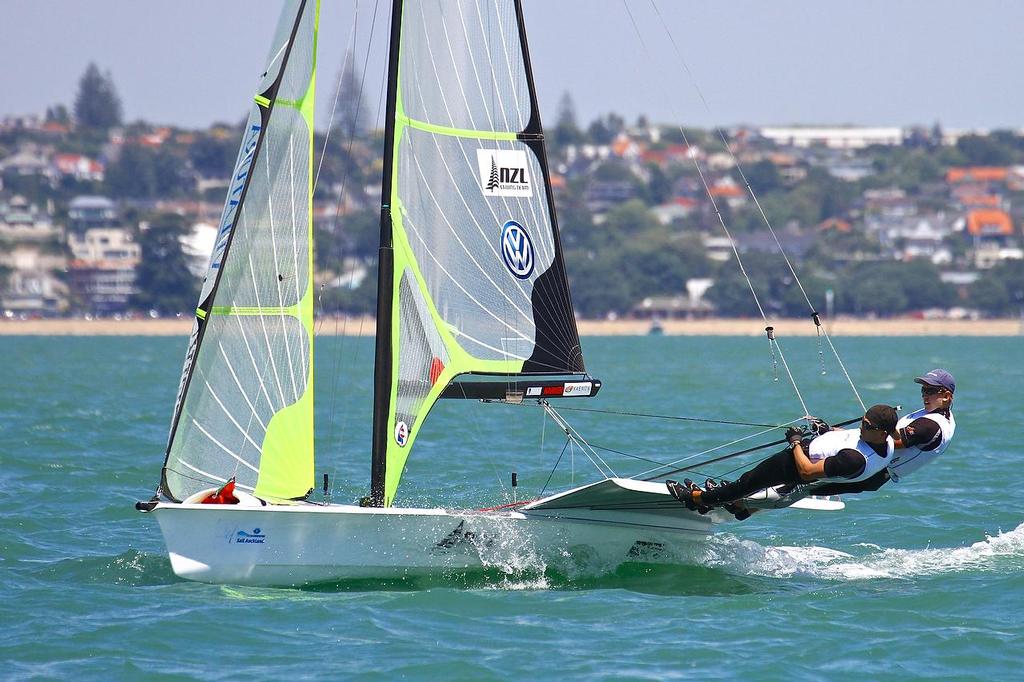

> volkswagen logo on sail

[{"left": 500, "top": 220, "right": 535, "bottom": 279}]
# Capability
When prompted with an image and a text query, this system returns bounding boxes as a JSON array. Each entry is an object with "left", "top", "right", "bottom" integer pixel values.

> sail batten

[
  {"left": 161, "top": 0, "right": 318, "bottom": 503},
  {"left": 372, "top": 0, "right": 585, "bottom": 506}
]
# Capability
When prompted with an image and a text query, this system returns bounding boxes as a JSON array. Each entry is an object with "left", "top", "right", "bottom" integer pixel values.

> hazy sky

[{"left": 4, "top": 1, "right": 1024, "bottom": 132}]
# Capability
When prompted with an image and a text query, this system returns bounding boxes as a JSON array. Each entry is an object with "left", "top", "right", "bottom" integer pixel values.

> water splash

[{"left": 705, "top": 522, "right": 1024, "bottom": 581}]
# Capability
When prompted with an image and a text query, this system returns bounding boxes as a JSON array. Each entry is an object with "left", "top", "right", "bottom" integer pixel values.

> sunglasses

[
  {"left": 920, "top": 386, "right": 945, "bottom": 396},
  {"left": 861, "top": 419, "right": 885, "bottom": 432}
]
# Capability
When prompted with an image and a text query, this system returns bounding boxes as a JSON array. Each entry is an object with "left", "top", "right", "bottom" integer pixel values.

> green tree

[
  {"left": 844, "top": 277, "right": 909, "bottom": 316},
  {"left": 73, "top": 63, "right": 123, "bottom": 130},
  {"left": 955, "top": 134, "right": 1012, "bottom": 166},
  {"left": 189, "top": 130, "right": 238, "bottom": 177},
  {"left": 645, "top": 163, "right": 672, "bottom": 204},
  {"left": 739, "top": 159, "right": 782, "bottom": 194},
  {"left": 967, "top": 276, "right": 1010, "bottom": 314},
  {"left": 705, "top": 265, "right": 767, "bottom": 317},
  {"left": 316, "top": 209, "right": 379, "bottom": 270},
  {"left": 132, "top": 215, "right": 199, "bottom": 314},
  {"left": 45, "top": 104, "right": 70, "bottom": 124},
  {"left": 331, "top": 51, "right": 369, "bottom": 138},
  {"left": 566, "top": 252, "right": 634, "bottom": 318},
  {"left": 552, "top": 91, "right": 583, "bottom": 149},
  {"left": 970, "top": 260, "right": 1024, "bottom": 315}
]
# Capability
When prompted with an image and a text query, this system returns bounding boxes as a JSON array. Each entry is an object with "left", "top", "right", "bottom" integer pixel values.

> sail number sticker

[
  {"left": 500, "top": 220, "right": 535, "bottom": 279},
  {"left": 477, "top": 149, "right": 532, "bottom": 197},
  {"left": 395, "top": 421, "right": 409, "bottom": 447}
]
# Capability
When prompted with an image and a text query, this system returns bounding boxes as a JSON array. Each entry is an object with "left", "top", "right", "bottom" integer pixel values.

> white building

[
  {"left": 67, "top": 227, "right": 141, "bottom": 314},
  {"left": 760, "top": 126, "right": 904, "bottom": 149}
]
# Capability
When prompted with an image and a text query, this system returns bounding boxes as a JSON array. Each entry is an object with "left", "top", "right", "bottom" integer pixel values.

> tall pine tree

[{"left": 74, "top": 63, "right": 123, "bottom": 130}]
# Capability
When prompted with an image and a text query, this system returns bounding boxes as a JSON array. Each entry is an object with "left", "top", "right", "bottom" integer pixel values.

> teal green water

[{"left": 2, "top": 335, "right": 1022, "bottom": 679}]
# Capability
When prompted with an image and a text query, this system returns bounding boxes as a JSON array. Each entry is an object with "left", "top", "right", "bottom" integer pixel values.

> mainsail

[
  {"left": 373, "top": 0, "right": 585, "bottom": 505},
  {"left": 161, "top": 0, "right": 318, "bottom": 502}
]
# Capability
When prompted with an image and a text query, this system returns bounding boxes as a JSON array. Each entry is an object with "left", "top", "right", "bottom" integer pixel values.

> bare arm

[{"left": 791, "top": 442, "right": 826, "bottom": 481}]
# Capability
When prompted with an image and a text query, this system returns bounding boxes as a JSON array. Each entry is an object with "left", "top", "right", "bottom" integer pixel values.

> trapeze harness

[
  {"left": 807, "top": 429, "right": 894, "bottom": 483},
  {"left": 886, "top": 409, "right": 955, "bottom": 482}
]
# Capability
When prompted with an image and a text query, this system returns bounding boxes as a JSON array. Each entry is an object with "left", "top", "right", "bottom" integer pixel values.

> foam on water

[{"left": 705, "top": 521, "right": 1024, "bottom": 581}]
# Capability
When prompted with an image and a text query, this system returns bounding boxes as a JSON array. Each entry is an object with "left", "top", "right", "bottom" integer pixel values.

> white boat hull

[{"left": 148, "top": 478, "right": 716, "bottom": 585}]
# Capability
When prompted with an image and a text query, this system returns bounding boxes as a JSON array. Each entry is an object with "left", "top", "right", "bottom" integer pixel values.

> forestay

[
  {"left": 376, "top": 0, "right": 584, "bottom": 505},
  {"left": 161, "top": 0, "right": 318, "bottom": 503}
]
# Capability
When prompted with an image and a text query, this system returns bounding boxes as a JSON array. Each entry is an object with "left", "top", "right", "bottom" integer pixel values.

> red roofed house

[
  {"left": 965, "top": 208, "right": 1021, "bottom": 268},
  {"left": 53, "top": 154, "right": 105, "bottom": 182},
  {"left": 966, "top": 209, "right": 1013, "bottom": 237},
  {"left": 946, "top": 167, "right": 1008, "bottom": 184}
]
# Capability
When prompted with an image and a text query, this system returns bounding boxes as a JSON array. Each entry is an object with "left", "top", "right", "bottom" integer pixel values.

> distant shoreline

[{"left": 1, "top": 317, "right": 1020, "bottom": 337}]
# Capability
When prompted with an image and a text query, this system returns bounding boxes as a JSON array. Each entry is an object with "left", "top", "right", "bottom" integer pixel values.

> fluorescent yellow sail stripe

[
  {"left": 397, "top": 113, "right": 519, "bottom": 141},
  {"left": 254, "top": 95, "right": 271, "bottom": 108},
  {"left": 210, "top": 305, "right": 301, "bottom": 316}
]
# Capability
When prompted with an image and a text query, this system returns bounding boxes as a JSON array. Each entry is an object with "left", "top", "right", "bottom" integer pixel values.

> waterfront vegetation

[{"left": 1, "top": 63, "right": 1022, "bottom": 319}]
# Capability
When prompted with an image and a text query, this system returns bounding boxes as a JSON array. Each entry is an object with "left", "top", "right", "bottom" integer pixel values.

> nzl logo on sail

[
  {"left": 210, "top": 122, "right": 262, "bottom": 271},
  {"left": 501, "top": 220, "right": 535, "bottom": 279},
  {"left": 477, "top": 149, "right": 533, "bottom": 197}
]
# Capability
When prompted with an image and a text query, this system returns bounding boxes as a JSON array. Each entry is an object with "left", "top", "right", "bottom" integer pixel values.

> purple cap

[{"left": 915, "top": 368, "right": 955, "bottom": 394}]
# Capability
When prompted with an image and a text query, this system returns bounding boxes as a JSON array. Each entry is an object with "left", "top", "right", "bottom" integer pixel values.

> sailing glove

[{"left": 785, "top": 426, "right": 805, "bottom": 445}]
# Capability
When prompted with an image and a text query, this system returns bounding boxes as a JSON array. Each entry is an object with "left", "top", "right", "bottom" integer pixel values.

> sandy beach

[{"left": 1, "top": 316, "right": 1020, "bottom": 336}]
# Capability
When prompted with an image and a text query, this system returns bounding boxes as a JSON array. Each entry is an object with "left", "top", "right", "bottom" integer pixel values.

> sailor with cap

[
  {"left": 807, "top": 368, "right": 957, "bottom": 498},
  {"left": 887, "top": 368, "right": 956, "bottom": 482},
  {"left": 667, "top": 404, "right": 899, "bottom": 516}
]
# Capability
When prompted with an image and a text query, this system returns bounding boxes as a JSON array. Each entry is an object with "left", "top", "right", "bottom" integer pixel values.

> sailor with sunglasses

[
  {"left": 887, "top": 369, "right": 956, "bottom": 481},
  {"left": 812, "top": 368, "right": 956, "bottom": 495},
  {"left": 667, "top": 404, "right": 899, "bottom": 517}
]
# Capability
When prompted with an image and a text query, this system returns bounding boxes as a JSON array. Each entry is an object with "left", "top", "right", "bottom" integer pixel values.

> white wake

[{"left": 703, "top": 521, "right": 1024, "bottom": 581}]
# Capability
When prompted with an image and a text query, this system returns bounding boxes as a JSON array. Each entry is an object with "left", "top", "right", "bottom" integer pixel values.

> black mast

[{"left": 369, "top": 0, "right": 404, "bottom": 507}]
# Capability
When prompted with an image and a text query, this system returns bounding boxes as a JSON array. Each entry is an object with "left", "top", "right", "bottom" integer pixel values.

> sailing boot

[
  {"left": 709, "top": 478, "right": 749, "bottom": 520},
  {"left": 667, "top": 479, "right": 711, "bottom": 514},
  {"left": 687, "top": 478, "right": 713, "bottom": 514},
  {"left": 666, "top": 479, "right": 695, "bottom": 510}
]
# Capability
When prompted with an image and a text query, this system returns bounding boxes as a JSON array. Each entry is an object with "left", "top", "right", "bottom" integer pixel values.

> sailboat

[{"left": 137, "top": 0, "right": 837, "bottom": 586}]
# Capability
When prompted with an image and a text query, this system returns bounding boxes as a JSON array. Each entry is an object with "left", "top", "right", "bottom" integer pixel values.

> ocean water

[{"left": 2, "top": 334, "right": 1022, "bottom": 679}]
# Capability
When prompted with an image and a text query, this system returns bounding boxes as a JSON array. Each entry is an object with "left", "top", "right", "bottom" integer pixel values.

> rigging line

[
  {"left": 641, "top": 414, "right": 865, "bottom": 480},
  {"left": 632, "top": 418, "right": 801, "bottom": 479},
  {"left": 648, "top": 0, "right": 866, "bottom": 413},
  {"left": 621, "top": 1, "right": 810, "bottom": 415},
  {"left": 541, "top": 401, "right": 615, "bottom": 477},
  {"left": 312, "top": 11, "right": 359, "bottom": 194},
  {"left": 541, "top": 404, "right": 785, "bottom": 428},
  {"left": 457, "top": 381, "right": 509, "bottom": 497},
  {"left": 324, "top": 0, "right": 384, "bottom": 449},
  {"left": 539, "top": 437, "right": 571, "bottom": 498}
]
